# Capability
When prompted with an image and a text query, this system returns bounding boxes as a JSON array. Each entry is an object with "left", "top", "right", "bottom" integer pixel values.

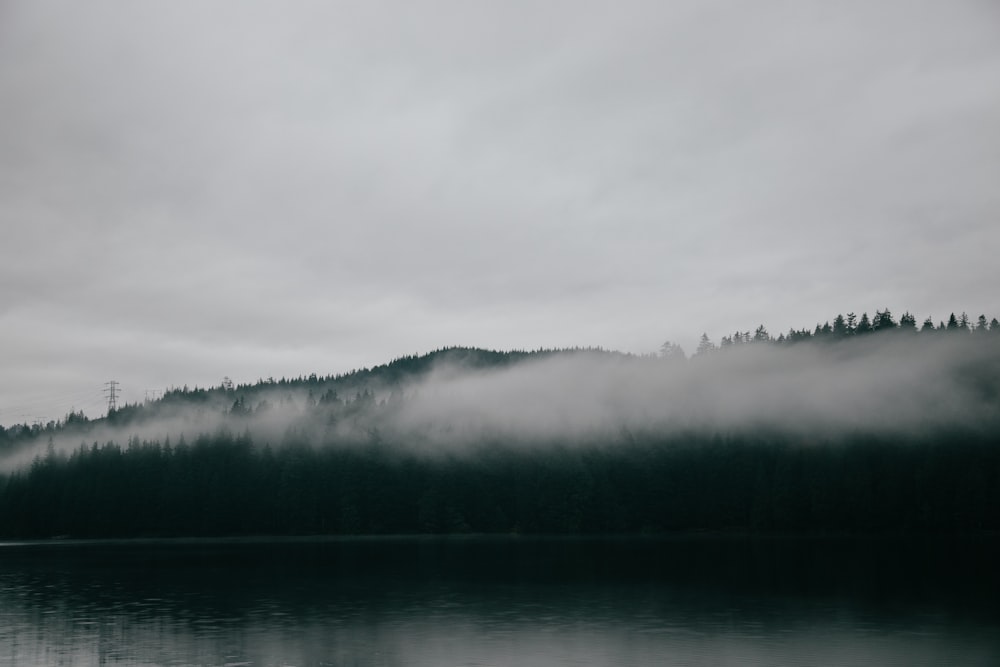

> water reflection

[{"left": 1, "top": 536, "right": 998, "bottom": 666}]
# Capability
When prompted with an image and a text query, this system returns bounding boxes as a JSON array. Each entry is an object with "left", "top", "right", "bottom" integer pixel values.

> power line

[
  {"left": 0, "top": 384, "right": 114, "bottom": 427},
  {"left": 0, "top": 388, "right": 102, "bottom": 424}
]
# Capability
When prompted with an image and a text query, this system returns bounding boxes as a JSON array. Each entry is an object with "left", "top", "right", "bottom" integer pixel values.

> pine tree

[
  {"left": 874, "top": 308, "right": 896, "bottom": 332},
  {"left": 855, "top": 312, "right": 873, "bottom": 334},
  {"left": 832, "top": 314, "right": 848, "bottom": 337},
  {"left": 695, "top": 333, "right": 717, "bottom": 356},
  {"left": 659, "top": 341, "right": 686, "bottom": 361}
]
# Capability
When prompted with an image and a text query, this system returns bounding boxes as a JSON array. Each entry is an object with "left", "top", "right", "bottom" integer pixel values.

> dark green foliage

[
  {"left": 832, "top": 314, "right": 849, "bottom": 337},
  {"left": 1, "top": 311, "right": 999, "bottom": 539},
  {"left": 1, "top": 429, "right": 998, "bottom": 538},
  {"left": 874, "top": 308, "right": 896, "bottom": 332},
  {"left": 856, "top": 312, "right": 873, "bottom": 335}
]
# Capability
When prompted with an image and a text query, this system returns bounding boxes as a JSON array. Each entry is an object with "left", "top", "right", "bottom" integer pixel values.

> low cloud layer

[
  {"left": 4, "top": 336, "right": 996, "bottom": 471},
  {"left": 387, "top": 337, "right": 998, "bottom": 442}
]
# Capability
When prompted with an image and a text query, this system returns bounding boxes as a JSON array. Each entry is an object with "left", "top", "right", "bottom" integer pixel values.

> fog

[
  {"left": 387, "top": 336, "right": 998, "bottom": 443},
  {"left": 2, "top": 335, "right": 997, "bottom": 471}
]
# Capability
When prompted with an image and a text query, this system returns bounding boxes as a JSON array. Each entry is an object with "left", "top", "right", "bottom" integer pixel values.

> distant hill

[{"left": 1, "top": 313, "right": 998, "bottom": 538}]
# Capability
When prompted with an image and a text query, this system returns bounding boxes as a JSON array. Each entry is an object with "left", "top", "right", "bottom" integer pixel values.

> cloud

[
  {"left": 387, "top": 337, "right": 999, "bottom": 445},
  {"left": 1, "top": 0, "right": 998, "bottom": 424},
  {"left": 4, "top": 335, "right": 996, "bottom": 472}
]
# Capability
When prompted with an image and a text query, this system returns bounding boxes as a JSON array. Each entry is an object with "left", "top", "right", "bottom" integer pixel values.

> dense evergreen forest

[
  {"left": 1, "top": 308, "right": 998, "bottom": 538},
  {"left": 2, "top": 429, "right": 997, "bottom": 538}
]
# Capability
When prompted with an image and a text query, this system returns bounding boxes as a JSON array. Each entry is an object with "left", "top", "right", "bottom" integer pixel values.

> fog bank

[{"left": 2, "top": 336, "right": 997, "bottom": 470}]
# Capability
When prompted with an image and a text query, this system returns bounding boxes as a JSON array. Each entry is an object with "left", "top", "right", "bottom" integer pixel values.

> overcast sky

[{"left": 2, "top": 0, "right": 999, "bottom": 424}]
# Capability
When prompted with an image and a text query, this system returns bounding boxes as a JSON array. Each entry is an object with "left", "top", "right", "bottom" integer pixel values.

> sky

[{"left": 2, "top": 0, "right": 999, "bottom": 425}]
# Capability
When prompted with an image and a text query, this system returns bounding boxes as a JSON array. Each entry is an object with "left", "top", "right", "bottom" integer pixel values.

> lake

[{"left": 1, "top": 535, "right": 997, "bottom": 666}]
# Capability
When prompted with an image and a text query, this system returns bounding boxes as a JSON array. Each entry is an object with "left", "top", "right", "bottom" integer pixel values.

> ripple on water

[{"left": 0, "top": 536, "right": 997, "bottom": 666}]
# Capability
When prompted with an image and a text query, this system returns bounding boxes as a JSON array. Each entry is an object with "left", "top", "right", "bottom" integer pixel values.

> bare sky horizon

[{"left": 2, "top": 0, "right": 999, "bottom": 425}]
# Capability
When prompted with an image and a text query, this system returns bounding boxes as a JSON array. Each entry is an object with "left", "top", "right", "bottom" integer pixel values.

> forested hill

[
  {"left": 1, "top": 309, "right": 998, "bottom": 538},
  {"left": 3, "top": 308, "right": 998, "bottom": 446},
  {"left": 0, "top": 345, "right": 620, "bottom": 450}
]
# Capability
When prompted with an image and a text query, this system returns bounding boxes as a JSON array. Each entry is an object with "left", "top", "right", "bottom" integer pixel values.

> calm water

[{"left": 0, "top": 535, "right": 997, "bottom": 666}]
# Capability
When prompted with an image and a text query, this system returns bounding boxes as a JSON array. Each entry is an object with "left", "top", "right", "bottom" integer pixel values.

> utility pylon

[{"left": 104, "top": 380, "right": 120, "bottom": 414}]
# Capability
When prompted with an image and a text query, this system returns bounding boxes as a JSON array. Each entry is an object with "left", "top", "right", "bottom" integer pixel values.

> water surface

[{"left": 1, "top": 535, "right": 997, "bottom": 666}]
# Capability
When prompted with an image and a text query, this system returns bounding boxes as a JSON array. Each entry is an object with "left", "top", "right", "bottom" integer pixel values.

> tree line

[
  {"left": 677, "top": 309, "right": 1000, "bottom": 357},
  {"left": 1, "top": 427, "right": 997, "bottom": 538},
  {"left": 0, "top": 307, "right": 997, "bottom": 538}
]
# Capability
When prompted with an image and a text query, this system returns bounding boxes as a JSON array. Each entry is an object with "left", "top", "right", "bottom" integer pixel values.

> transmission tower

[{"left": 104, "top": 380, "right": 120, "bottom": 414}]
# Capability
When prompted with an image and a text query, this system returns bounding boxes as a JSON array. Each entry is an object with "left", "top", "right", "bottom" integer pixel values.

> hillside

[{"left": 1, "top": 311, "right": 999, "bottom": 538}]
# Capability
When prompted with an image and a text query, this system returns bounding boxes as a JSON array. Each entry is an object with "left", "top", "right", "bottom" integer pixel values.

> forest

[{"left": 1, "top": 308, "right": 998, "bottom": 538}]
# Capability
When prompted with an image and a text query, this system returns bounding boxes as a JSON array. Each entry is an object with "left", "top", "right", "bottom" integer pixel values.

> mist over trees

[{"left": 1, "top": 309, "right": 998, "bottom": 538}]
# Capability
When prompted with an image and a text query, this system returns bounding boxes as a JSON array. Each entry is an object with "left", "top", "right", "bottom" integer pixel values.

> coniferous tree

[
  {"left": 659, "top": 341, "right": 686, "bottom": 361},
  {"left": 695, "top": 333, "right": 716, "bottom": 356},
  {"left": 874, "top": 308, "right": 896, "bottom": 332},
  {"left": 832, "top": 314, "right": 849, "bottom": 337},
  {"left": 855, "top": 312, "right": 873, "bottom": 335},
  {"left": 785, "top": 328, "right": 811, "bottom": 343}
]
